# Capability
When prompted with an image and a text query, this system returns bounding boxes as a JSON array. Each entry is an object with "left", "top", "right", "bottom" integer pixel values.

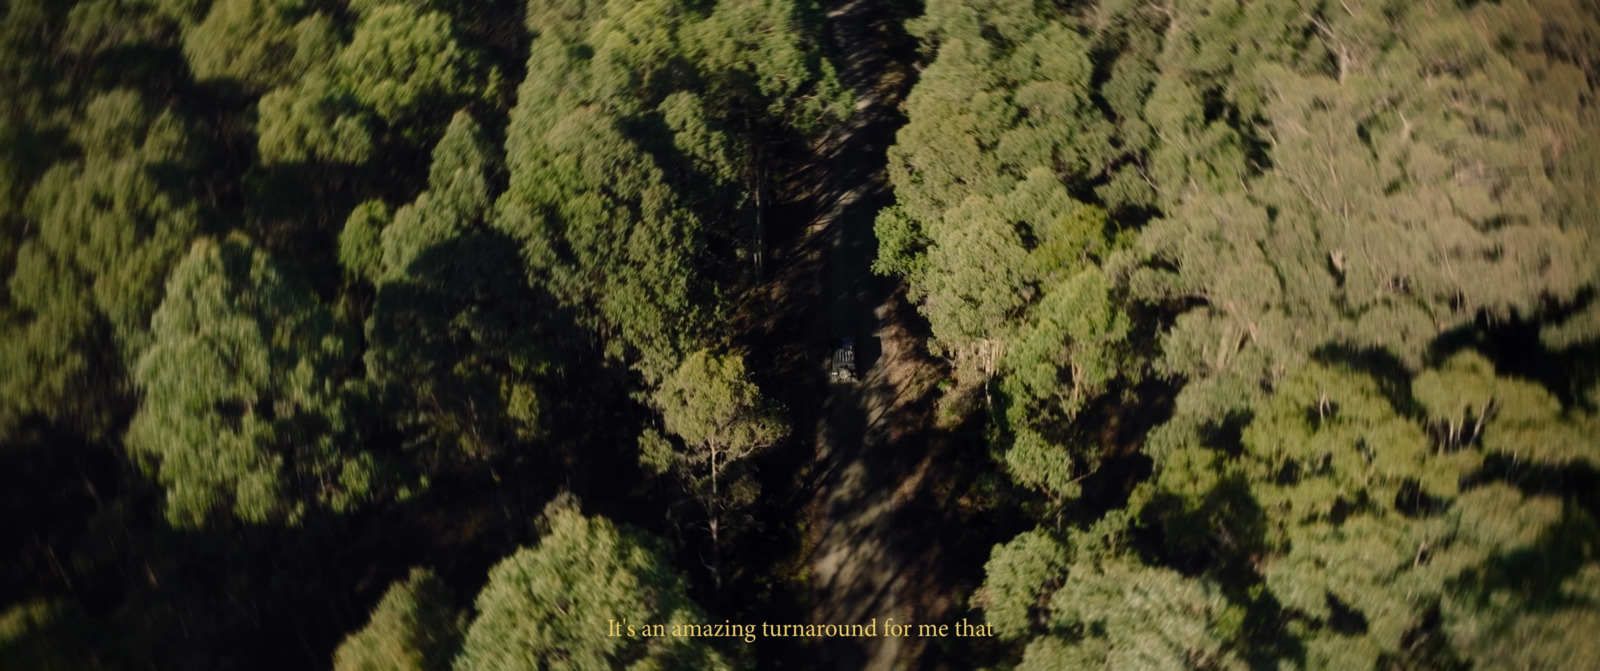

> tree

[
  {"left": 1130, "top": 0, "right": 1600, "bottom": 403},
  {"left": 888, "top": 0, "right": 1115, "bottom": 231},
  {"left": 125, "top": 234, "right": 378, "bottom": 527},
  {"left": 2, "top": 89, "right": 200, "bottom": 438},
  {"left": 979, "top": 516, "right": 1245, "bottom": 671},
  {"left": 333, "top": 568, "right": 464, "bottom": 671},
  {"left": 254, "top": 2, "right": 485, "bottom": 165},
  {"left": 684, "top": 0, "right": 849, "bottom": 134},
  {"left": 256, "top": 74, "right": 374, "bottom": 165},
  {"left": 335, "top": 4, "right": 481, "bottom": 125},
  {"left": 453, "top": 497, "right": 734, "bottom": 671},
  {"left": 999, "top": 267, "right": 1132, "bottom": 503},
  {"left": 364, "top": 112, "right": 546, "bottom": 467},
  {"left": 495, "top": 0, "right": 845, "bottom": 380},
  {"left": 646, "top": 349, "right": 787, "bottom": 589},
  {"left": 926, "top": 1, "right": 1600, "bottom": 668},
  {"left": 339, "top": 199, "right": 390, "bottom": 284},
  {"left": 1132, "top": 359, "right": 1596, "bottom": 667},
  {"left": 496, "top": 83, "right": 710, "bottom": 379},
  {"left": 181, "top": 0, "right": 312, "bottom": 93},
  {"left": 876, "top": 0, "right": 1137, "bottom": 503}
]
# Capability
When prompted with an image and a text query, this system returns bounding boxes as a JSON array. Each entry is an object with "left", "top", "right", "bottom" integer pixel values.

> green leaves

[
  {"left": 1413, "top": 351, "right": 1599, "bottom": 468},
  {"left": 365, "top": 112, "right": 547, "bottom": 466},
  {"left": 1004, "top": 267, "right": 1127, "bottom": 417},
  {"left": 126, "top": 235, "right": 373, "bottom": 527},
  {"left": 333, "top": 569, "right": 464, "bottom": 671},
  {"left": 337, "top": 4, "right": 479, "bottom": 124},
  {"left": 870, "top": 205, "right": 928, "bottom": 280},
  {"left": 979, "top": 528, "right": 1069, "bottom": 639},
  {"left": 254, "top": 1, "right": 485, "bottom": 165},
  {"left": 2, "top": 89, "right": 200, "bottom": 436},
  {"left": 998, "top": 267, "right": 1131, "bottom": 502},
  {"left": 182, "top": 0, "right": 310, "bottom": 92},
  {"left": 652, "top": 349, "right": 786, "bottom": 461},
  {"left": 497, "top": 100, "right": 705, "bottom": 378},
  {"left": 980, "top": 525, "right": 1244, "bottom": 671},
  {"left": 1027, "top": 561, "right": 1240, "bottom": 671},
  {"left": 496, "top": 0, "right": 843, "bottom": 380},
  {"left": 647, "top": 348, "right": 785, "bottom": 589},
  {"left": 454, "top": 498, "right": 733, "bottom": 671},
  {"left": 339, "top": 199, "right": 390, "bottom": 283},
  {"left": 257, "top": 73, "right": 375, "bottom": 164},
  {"left": 1128, "top": 358, "right": 1591, "bottom": 666},
  {"left": 920, "top": 193, "right": 1034, "bottom": 352},
  {"left": 911, "top": 3, "right": 1600, "bottom": 665},
  {"left": 684, "top": 0, "right": 850, "bottom": 133}
]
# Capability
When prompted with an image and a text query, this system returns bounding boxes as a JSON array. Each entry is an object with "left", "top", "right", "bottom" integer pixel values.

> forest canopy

[
  {"left": 2, "top": 0, "right": 1598, "bottom": 668},
  {"left": 877, "top": 0, "right": 1600, "bottom": 667}
]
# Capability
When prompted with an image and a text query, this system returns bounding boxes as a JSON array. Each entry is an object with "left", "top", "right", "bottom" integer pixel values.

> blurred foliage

[{"left": 332, "top": 568, "right": 463, "bottom": 671}]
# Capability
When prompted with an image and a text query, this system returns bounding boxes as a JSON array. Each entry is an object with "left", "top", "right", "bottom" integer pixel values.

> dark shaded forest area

[{"left": 2, "top": 0, "right": 1599, "bottom": 669}]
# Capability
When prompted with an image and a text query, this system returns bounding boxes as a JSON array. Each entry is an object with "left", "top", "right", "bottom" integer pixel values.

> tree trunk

[
  {"left": 709, "top": 444, "right": 722, "bottom": 592},
  {"left": 755, "top": 164, "right": 765, "bottom": 277}
]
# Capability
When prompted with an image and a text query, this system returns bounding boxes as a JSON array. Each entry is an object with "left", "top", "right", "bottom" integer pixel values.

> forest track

[{"left": 794, "top": 1, "right": 960, "bottom": 669}]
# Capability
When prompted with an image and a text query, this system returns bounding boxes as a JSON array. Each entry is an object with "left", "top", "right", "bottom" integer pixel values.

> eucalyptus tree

[
  {"left": 126, "top": 234, "right": 378, "bottom": 527},
  {"left": 875, "top": 0, "right": 1137, "bottom": 503},
  {"left": 361, "top": 112, "right": 546, "bottom": 467},
  {"left": 454, "top": 497, "right": 734, "bottom": 671},
  {"left": 644, "top": 349, "right": 787, "bottom": 589},
  {"left": 495, "top": 0, "right": 846, "bottom": 381},
  {"left": 2, "top": 89, "right": 200, "bottom": 438},
  {"left": 334, "top": 568, "right": 464, "bottom": 671},
  {"left": 883, "top": 0, "right": 1600, "bottom": 666},
  {"left": 255, "top": 0, "right": 485, "bottom": 165}
]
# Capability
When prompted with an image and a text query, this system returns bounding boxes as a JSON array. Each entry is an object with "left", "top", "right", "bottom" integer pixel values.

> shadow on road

[{"left": 729, "top": 0, "right": 1027, "bottom": 668}]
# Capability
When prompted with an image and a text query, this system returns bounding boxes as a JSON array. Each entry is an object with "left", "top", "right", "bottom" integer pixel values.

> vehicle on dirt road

[{"left": 830, "top": 337, "right": 857, "bottom": 383}]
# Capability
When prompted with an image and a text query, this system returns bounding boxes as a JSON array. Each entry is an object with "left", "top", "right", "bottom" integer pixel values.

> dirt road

[{"left": 800, "top": 1, "right": 956, "bottom": 669}]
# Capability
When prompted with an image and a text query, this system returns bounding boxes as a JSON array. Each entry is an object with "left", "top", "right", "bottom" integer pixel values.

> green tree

[
  {"left": 496, "top": 0, "right": 844, "bottom": 380},
  {"left": 181, "top": 0, "right": 313, "bottom": 92},
  {"left": 2, "top": 89, "right": 200, "bottom": 437},
  {"left": 646, "top": 349, "right": 787, "bottom": 589},
  {"left": 453, "top": 497, "right": 734, "bottom": 671},
  {"left": 1133, "top": 359, "right": 1596, "bottom": 667},
  {"left": 999, "top": 266, "right": 1132, "bottom": 503},
  {"left": 920, "top": 1, "right": 1600, "bottom": 668},
  {"left": 339, "top": 199, "right": 390, "bottom": 284},
  {"left": 256, "top": 74, "right": 374, "bottom": 165},
  {"left": 876, "top": 0, "right": 1139, "bottom": 503},
  {"left": 684, "top": 0, "right": 849, "bottom": 134},
  {"left": 365, "top": 112, "right": 546, "bottom": 467},
  {"left": 254, "top": 1, "right": 484, "bottom": 165},
  {"left": 333, "top": 568, "right": 464, "bottom": 671},
  {"left": 335, "top": 3, "right": 481, "bottom": 125},
  {"left": 1130, "top": 0, "right": 1600, "bottom": 410},
  {"left": 979, "top": 516, "right": 1245, "bottom": 671},
  {"left": 126, "top": 234, "right": 377, "bottom": 527}
]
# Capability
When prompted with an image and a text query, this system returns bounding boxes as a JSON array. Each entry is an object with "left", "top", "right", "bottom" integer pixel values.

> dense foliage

[
  {"left": 2, "top": 0, "right": 829, "bottom": 667},
  {"left": 454, "top": 497, "right": 732, "bottom": 671},
  {"left": 876, "top": 0, "right": 1600, "bottom": 667},
  {"left": 3, "top": 0, "right": 1598, "bottom": 667}
]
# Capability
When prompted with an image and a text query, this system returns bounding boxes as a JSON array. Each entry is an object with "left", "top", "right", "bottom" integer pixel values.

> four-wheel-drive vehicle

[{"left": 830, "top": 337, "right": 857, "bottom": 383}]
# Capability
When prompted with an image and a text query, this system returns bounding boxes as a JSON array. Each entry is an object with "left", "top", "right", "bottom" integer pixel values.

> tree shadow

[
  {"left": 1429, "top": 309, "right": 1600, "bottom": 413},
  {"left": 1138, "top": 469, "right": 1309, "bottom": 669},
  {"left": 1312, "top": 344, "right": 1422, "bottom": 418}
]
